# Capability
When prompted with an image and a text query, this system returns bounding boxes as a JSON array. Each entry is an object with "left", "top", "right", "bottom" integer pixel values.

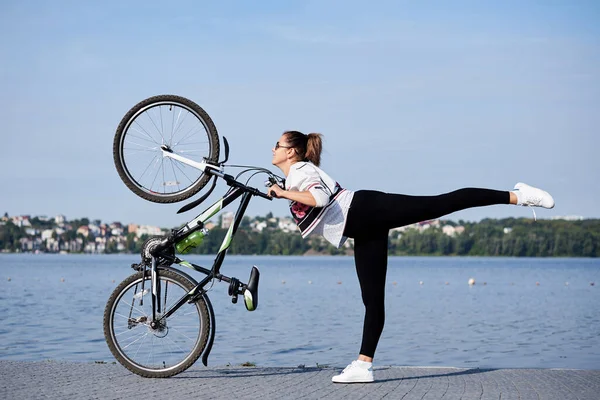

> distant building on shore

[
  {"left": 550, "top": 215, "right": 584, "bottom": 221},
  {"left": 221, "top": 212, "right": 234, "bottom": 229}
]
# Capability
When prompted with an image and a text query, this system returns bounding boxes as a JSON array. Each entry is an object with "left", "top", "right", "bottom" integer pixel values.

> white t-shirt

[{"left": 285, "top": 162, "right": 354, "bottom": 248}]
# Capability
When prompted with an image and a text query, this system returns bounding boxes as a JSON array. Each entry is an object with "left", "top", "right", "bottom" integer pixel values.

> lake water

[{"left": 0, "top": 254, "right": 599, "bottom": 370}]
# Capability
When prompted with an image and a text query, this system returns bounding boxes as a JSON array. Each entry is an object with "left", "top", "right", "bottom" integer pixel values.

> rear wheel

[
  {"left": 113, "top": 95, "right": 220, "bottom": 203},
  {"left": 104, "top": 269, "right": 210, "bottom": 377}
]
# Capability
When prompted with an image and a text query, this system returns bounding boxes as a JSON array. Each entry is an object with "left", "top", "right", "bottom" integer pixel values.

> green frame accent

[
  {"left": 192, "top": 199, "right": 223, "bottom": 226},
  {"left": 218, "top": 223, "right": 235, "bottom": 253},
  {"left": 179, "top": 260, "right": 194, "bottom": 270}
]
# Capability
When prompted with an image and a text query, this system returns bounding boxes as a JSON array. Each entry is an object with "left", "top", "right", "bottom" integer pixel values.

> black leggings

[{"left": 342, "top": 188, "right": 510, "bottom": 358}]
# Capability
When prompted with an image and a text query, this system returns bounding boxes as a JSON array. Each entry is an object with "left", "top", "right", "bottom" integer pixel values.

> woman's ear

[{"left": 286, "top": 148, "right": 296, "bottom": 160}]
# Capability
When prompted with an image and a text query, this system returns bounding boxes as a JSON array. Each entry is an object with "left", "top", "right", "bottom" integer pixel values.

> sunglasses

[{"left": 275, "top": 142, "right": 293, "bottom": 150}]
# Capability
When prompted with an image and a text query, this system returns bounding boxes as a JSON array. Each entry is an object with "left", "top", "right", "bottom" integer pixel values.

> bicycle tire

[
  {"left": 103, "top": 269, "right": 210, "bottom": 378},
  {"left": 113, "top": 95, "right": 220, "bottom": 203}
]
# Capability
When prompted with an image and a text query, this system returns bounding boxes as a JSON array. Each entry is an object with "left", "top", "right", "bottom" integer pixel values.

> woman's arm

[{"left": 268, "top": 184, "right": 317, "bottom": 207}]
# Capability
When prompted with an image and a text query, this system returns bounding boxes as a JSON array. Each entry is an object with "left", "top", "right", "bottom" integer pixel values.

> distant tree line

[
  {"left": 389, "top": 218, "right": 599, "bottom": 257},
  {"left": 1, "top": 216, "right": 598, "bottom": 257}
]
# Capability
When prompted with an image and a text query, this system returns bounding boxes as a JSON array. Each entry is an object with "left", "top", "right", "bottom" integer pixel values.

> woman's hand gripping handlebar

[{"left": 265, "top": 177, "right": 285, "bottom": 199}]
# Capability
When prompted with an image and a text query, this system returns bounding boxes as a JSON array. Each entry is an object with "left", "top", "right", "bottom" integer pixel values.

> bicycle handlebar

[
  {"left": 206, "top": 168, "right": 273, "bottom": 201},
  {"left": 161, "top": 148, "right": 278, "bottom": 202}
]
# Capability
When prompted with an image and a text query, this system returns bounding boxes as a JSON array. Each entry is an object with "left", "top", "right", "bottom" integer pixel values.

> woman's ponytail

[
  {"left": 283, "top": 131, "right": 324, "bottom": 166},
  {"left": 305, "top": 133, "right": 323, "bottom": 167}
]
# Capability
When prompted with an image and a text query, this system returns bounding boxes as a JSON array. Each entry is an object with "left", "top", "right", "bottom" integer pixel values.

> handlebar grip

[
  {"left": 249, "top": 187, "right": 272, "bottom": 201},
  {"left": 260, "top": 191, "right": 273, "bottom": 201}
]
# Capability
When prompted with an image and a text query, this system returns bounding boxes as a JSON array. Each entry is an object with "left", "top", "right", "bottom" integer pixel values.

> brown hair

[{"left": 283, "top": 131, "right": 323, "bottom": 166}]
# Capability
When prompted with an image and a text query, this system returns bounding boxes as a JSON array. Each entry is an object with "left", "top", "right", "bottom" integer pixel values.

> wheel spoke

[
  {"left": 114, "top": 328, "right": 142, "bottom": 337},
  {"left": 170, "top": 158, "right": 195, "bottom": 186},
  {"left": 168, "top": 309, "right": 202, "bottom": 320},
  {"left": 123, "top": 147, "right": 159, "bottom": 154},
  {"left": 159, "top": 106, "right": 164, "bottom": 141},
  {"left": 167, "top": 158, "right": 181, "bottom": 192},
  {"left": 163, "top": 333, "right": 190, "bottom": 354},
  {"left": 175, "top": 127, "right": 207, "bottom": 147},
  {"left": 129, "top": 126, "right": 160, "bottom": 145},
  {"left": 146, "top": 110, "right": 166, "bottom": 143},
  {"left": 146, "top": 335, "right": 154, "bottom": 366},
  {"left": 123, "top": 330, "right": 149, "bottom": 350},
  {"left": 116, "top": 300, "right": 148, "bottom": 318},
  {"left": 132, "top": 332, "right": 149, "bottom": 362},
  {"left": 170, "top": 109, "right": 190, "bottom": 145},
  {"left": 132, "top": 121, "right": 161, "bottom": 146},
  {"left": 169, "top": 326, "right": 199, "bottom": 344},
  {"left": 135, "top": 154, "right": 159, "bottom": 183},
  {"left": 173, "top": 117, "right": 201, "bottom": 146},
  {"left": 149, "top": 158, "right": 163, "bottom": 192},
  {"left": 177, "top": 141, "right": 209, "bottom": 147},
  {"left": 125, "top": 135, "right": 161, "bottom": 147},
  {"left": 178, "top": 149, "right": 209, "bottom": 154}
]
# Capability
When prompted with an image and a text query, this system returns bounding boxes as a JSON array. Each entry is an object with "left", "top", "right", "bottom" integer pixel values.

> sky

[{"left": 1, "top": 0, "right": 599, "bottom": 229}]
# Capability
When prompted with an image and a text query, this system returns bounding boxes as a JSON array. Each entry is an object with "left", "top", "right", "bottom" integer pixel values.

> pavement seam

[
  {"left": 554, "top": 369, "right": 595, "bottom": 399},
  {"left": 293, "top": 367, "right": 335, "bottom": 399},
  {"left": 398, "top": 368, "right": 420, "bottom": 400},
  {"left": 560, "top": 369, "right": 600, "bottom": 393},
  {"left": 438, "top": 373, "right": 451, "bottom": 399},
  {"left": 533, "top": 368, "right": 580, "bottom": 400},
  {"left": 481, "top": 369, "right": 502, "bottom": 400},
  {"left": 503, "top": 368, "right": 523, "bottom": 400},
  {"left": 379, "top": 367, "right": 408, "bottom": 399}
]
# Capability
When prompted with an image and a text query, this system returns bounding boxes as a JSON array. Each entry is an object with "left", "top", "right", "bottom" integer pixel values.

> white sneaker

[
  {"left": 513, "top": 182, "right": 555, "bottom": 221},
  {"left": 331, "top": 360, "right": 374, "bottom": 383},
  {"left": 513, "top": 182, "right": 555, "bottom": 209}
]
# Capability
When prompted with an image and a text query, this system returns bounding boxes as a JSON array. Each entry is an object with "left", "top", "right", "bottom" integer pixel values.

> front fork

[
  {"left": 146, "top": 260, "right": 217, "bottom": 366},
  {"left": 150, "top": 257, "right": 161, "bottom": 328}
]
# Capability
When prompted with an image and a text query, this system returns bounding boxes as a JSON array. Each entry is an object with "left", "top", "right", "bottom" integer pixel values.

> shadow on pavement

[
  {"left": 174, "top": 366, "right": 326, "bottom": 379},
  {"left": 375, "top": 367, "right": 495, "bottom": 383},
  {"left": 172, "top": 366, "right": 495, "bottom": 382}
]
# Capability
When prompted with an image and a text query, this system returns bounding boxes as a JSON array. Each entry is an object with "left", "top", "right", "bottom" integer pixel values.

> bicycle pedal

[{"left": 244, "top": 266, "right": 260, "bottom": 312}]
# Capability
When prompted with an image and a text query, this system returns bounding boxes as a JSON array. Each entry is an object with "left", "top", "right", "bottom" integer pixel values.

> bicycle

[{"left": 104, "top": 95, "right": 285, "bottom": 378}]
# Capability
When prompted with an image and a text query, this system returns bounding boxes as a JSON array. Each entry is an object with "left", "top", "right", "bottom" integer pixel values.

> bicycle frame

[
  {"left": 142, "top": 149, "right": 274, "bottom": 365},
  {"left": 154, "top": 185, "right": 255, "bottom": 317}
]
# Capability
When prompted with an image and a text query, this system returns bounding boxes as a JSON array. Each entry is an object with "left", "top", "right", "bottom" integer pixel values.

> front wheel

[
  {"left": 103, "top": 269, "right": 210, "bottom": 377},
  {"left": 113, "top": 95, "right": 220, "bottom": 203}
]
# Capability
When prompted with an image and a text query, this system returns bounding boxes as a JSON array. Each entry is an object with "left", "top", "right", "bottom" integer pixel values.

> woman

[{"left": 268, "top": 130, "right": 554, "bottom": 383}]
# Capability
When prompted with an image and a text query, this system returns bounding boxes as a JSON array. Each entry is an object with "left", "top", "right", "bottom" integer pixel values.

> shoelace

[
  {"left": 528, "top": 205, "right": 537, "bottom": 221},
  {"left": 516, "top": 189, "right": 540, "bottom": 221}
]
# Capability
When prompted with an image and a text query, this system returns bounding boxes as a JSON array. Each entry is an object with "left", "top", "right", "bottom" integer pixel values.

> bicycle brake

[{"left": 131, "top": 263, "right": 144, "bottom": 271}]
